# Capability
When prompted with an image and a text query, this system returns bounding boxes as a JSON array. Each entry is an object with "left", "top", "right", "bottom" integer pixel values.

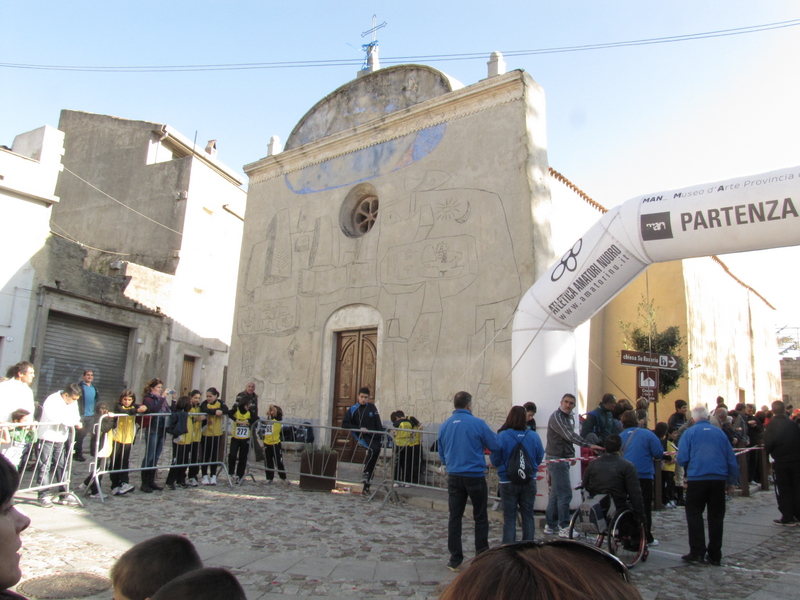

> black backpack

[{"left": 507, "top": 430, "right": 534, "bottom": 485}]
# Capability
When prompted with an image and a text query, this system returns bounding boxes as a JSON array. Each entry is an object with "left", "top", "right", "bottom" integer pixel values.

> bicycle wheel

[
  {"left": 568, "top": 508, "right": 604, "bottom": 547},
  {"left": 607, "top": 508, "right": 646, "bottom": 567}
]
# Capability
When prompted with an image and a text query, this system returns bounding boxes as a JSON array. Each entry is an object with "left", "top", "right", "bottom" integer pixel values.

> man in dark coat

[{"left": 764, "top": 400, "right": 800, "bottom": 525}]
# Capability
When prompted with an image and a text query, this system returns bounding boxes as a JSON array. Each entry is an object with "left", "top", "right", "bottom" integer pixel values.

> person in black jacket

[
  {"left": 763, "top": 400, "right": 800, "bottom": 525},
  {"left": 342, "top": 387, "right": 384, "bottom": 494}
]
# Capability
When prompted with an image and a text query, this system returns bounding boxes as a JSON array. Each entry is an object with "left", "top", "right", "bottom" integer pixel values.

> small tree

[{"left": 619, "top": 296, "right": 687, "bottom": 397}]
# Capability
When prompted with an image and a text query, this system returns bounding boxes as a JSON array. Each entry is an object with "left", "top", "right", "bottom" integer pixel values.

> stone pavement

[{"left": 11, "top": 466, "right": 800, "bottom": 599}]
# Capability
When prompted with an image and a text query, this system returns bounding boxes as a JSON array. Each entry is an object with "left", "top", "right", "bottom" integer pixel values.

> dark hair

[
  {"left": 7, "top": 361, "right": 34, "bottom": 379},
  {"left": 438, "top": 542, "right": 641, "bottom": 600},
  {"left": 10, "top": 408, "right": 30, "bottom": 422},
  {"left": 359, "top": 386, "right": 371, "bottom": 396},
  {"left": 601, "top": 393, "right": 616, "bottom": 406},
  {"left": 604, "top": 434, "right": 622, "bottom": 453},
  {"left": 635, "top": 398, "right": 649, "bottom": 411},
  {"left": 144, "top": 378, "right": 163, "bottom": 396},
  {"left": 119, "top": 389, "right": 137, "bottom": 402},
  {"left": 562, "top": 393, "right": 576, "bottom": 402},
  {"left": 206, "top": 387, "right": 220, "bottom": 398},
  {"left": 175, "top": 396, "right": 192, "bottom": 412},
  {"left": 0, "top": 454, "right": 20, "bottom": 507},
  {"left": 735, "top": 402, "right": 746, "bottom": 412},
  {"left": 501, "top": 406, "right": 528, "bottom": 431},
  {"left": 675, "top": 399, "right": 687, "bottom": 410},
  {"left": 110, "top": 534, "right": 202, "bottom": 600},
  {"left": 772, "top": 400, "right": 786, "bottom": 416},
  {"left": 611, "top": 402, "right": 627, "bottom": 419},
  {"left": 64, "top": 383, "right": 82, "bottom": 397},
  {"left": 83, "top": 369, "right": 94, "bottom": 376},
  {"left": 621, "top": 410, "right": 639, "bottom": 429},
  {"left": 716, "top": 396, "right": 725, "bottom": 405},
  {"left": 523, "top": 402, "right": 537, "bottom": 414},
  {"left": 150, "top": 568, "right": 246, "bottom": 600},
  {"left": 654, "top": 422, "right": 668, "bottom": 440},
  {"left": 617, "top": 398, "right": 633, "bottom": 412},
  {"left": 667, "top": 425, "right": 679, "bottom": 435},
  {"left": 454, "top": 391, "right": 472, "bottom": 409},
  {"left": 94, "top": 402, "right": 109, "bottom": 415},
  {"left": 190, "top": 389, "right": 202, "bottom": 398}
]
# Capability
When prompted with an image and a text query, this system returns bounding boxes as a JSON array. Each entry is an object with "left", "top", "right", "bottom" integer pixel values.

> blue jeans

[
  {"left": 447, "top": 474, "right": 489, "bottom": 565},
  {"left": 36, "top": 440, "right": 68, "bottom": 499},
  {"left": 545, "top": 458, "right": 572, "bottom": 529},
  {"left": 500, "top": 481, "right": 537, "bottom": 543},
  {"left": 141, "top": 425, "right": 166, "bottom": 469}
]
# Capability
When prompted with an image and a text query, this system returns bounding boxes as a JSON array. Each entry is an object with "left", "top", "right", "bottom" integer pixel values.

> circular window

[{"left": 340, "top": 183, "right": 379, "bottom": 238}]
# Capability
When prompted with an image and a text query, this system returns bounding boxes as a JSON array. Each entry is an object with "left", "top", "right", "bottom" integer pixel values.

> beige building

[
  {"left": 781, "top": 357, "right": 800, "bottom": 407},
  {"left": 230, "top": 62, "right": 782, "bottom": 428},
  {"left": 2, "top": 112, "right": 246, "bottom": 405}
]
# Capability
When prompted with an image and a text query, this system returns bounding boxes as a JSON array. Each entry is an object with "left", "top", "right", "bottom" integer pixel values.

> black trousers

[
  {"left": 109, "top": 442, "right": 131, "bottom": 487},
  {"left": 639, "top": 478, "right": 655, "bottom": 543},
  {"left": 228, "top": 437, "right": 250, "bottom": 478},
  {"left": 773, "top": 462, "right": 800, "bottom": 522},
  {"left": 264, "top": 443, "right": 286, "bottom": 481},
  {"left": 685, "top": 479, "right": 726, "bottom": 561}
]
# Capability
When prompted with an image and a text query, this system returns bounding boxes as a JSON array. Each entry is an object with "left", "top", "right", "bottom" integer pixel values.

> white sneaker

[
  {"left": 393, "top": 483, "right": 400, "bottom": 488},
  {"left": 77, "top": 483, "right": 87, "bottom": 492},
  {"left": 232, "top": 475, "right": 239, "bottom": 484},
  {"left": 188, "top": 478, "right": 199, "bottom": 487},
  {"left": 543, "top": 525, "right": 557, "bottom": 535},
  {"left": 650, "top": 539, "right": 659, "bottom": 546},
  {"left": 558, "top": 527, "right": 570, "bottom": 538},
  {"left": 403, "top": 484, "right": 412, "bottom": 488},
  {"left": 89, "top": 492, "right": 102, "bottom": 499},
  {"left": 119, "top": 483, "right": 135, "bottom": 495},
  {"left": 201, "top": 475, "right": 210, "bottom": 485},
  {"left": 111, "top": 487, "right": 121, "bottom": 496},
  {"left": 210, "top": 475, "right": 217, "bottom": 486}
]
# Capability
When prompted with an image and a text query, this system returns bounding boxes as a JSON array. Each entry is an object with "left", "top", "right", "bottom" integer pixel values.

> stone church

[{"left": 229, "top": 62, "right": 781, "bottom": 431}]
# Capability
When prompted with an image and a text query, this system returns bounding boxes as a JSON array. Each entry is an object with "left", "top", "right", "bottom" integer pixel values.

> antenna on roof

[{"left": 359, "top": 14, "right": 386, "bottom": 77}]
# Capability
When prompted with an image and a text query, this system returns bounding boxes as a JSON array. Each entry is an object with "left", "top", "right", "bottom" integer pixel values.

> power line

[{"left": 1, "top": 19, "right": 797, "bottom": 73}]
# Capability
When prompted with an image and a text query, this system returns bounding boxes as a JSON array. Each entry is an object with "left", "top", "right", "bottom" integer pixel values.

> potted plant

[{"left": 299, "top": 444, "right": 338, "bottom": 491}]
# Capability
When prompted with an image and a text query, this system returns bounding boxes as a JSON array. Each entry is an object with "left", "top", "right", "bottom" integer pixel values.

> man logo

[{"left": 641, "top": 212, "right": 673, "bottom": 241}]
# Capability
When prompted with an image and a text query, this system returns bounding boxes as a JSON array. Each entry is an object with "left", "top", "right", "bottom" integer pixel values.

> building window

[{"left": 339, "top": 183, "right": 379, "bottom": 238}]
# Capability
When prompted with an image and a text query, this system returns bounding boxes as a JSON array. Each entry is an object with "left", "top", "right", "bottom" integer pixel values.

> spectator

[
  {"left": 342, "top": 387, "right": 384, "bottom": 495},
  {"left": 583, "top": 434, "right": 647, "bottom": 526},
  {"left": 150, "top": 568, "right": 246, "bottom": 600},
  {"left": 668, "top": 399, "right": 688, "bottom": 431},
  {"left": 619, "top": 410, "right": 663, "bottom": 545},
  {"left": 110, "top": 534, "right": 202, "bottom": 600},
  {"left": 437, "top": 540, "right": 643, "bottom": 600},
  {"left": 523, "top": 401, "right": 537, "bottom": 431},
  {"left": 763, "top": 400, "right": 800, "bottom": 525},
  {"left": 0, "top": 362, "right": 36, "bottom": 423},
  {"left": 544, "top": 394, "right": 601, "bottom": 537},
  {"left": 139, "top": 379, "right": 175, "bottom": 493},
  {"left": 677, "top": 405, "right": 739, "bottom": 566},
  {"left": 438, "top": 391, "right": 498, "bottom": 572},
  {"left": 491, "top": 406, "right": 544, "bottom": 543},
  {"left": 72, "top": 369, "right": 99, "bottom": 462},
  {"left": 36, "top": 384, "right": 83, "bottom": 507},
  {"left": 744, "top": 404, "right": 764, "bottom": 484},
  {"left": 580, "top": 393, "right": 617, "bottom": 443}
]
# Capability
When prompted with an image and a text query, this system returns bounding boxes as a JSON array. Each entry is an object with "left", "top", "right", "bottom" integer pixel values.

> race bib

[{"left": 235, "top": 424, "right": 250, "bottom": 438}]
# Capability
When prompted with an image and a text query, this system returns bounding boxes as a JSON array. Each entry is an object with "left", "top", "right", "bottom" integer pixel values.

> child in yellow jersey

[
  {"left": 166, "top": 396, "right": 198, "bottom": 489},
  {"left": 263, "top": 404, "right": 288, "bottom": 484},
  {"left": 227, "top": 397, "right": 258, "bottom": 483},
  {"left": 186, "top": 390, "right": 206, "bottom": 487},
  {"left": 200, "top": 387, "right": 228, "bottom": 485},
  {"left": 110, "top": 390, "right": 145, "bottom": 496}
]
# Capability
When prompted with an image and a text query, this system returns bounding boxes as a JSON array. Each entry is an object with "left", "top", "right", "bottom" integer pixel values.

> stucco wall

[
  {"left": 232, "top": 69, "right": 554, "bottom": 428},
  {"left": 781, "top": 357, "right": 800, "bottom": 406}
]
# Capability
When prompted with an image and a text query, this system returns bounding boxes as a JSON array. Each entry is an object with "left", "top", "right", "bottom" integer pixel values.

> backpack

[
  {"left": 578, "top": 494, "right": 609, "bottom": 534},
  {"left": 506, "top": 430, "right": 534, "bottom": 485}
]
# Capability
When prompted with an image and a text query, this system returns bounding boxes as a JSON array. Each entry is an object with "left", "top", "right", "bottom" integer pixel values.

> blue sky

[{"left": 2, "top": 1, "right": 798, "bottom": 341}]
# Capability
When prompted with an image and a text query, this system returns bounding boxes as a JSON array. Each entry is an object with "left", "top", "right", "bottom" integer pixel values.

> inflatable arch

[{"left": 513, "top": 165, "right": 799, "bottom": 484}]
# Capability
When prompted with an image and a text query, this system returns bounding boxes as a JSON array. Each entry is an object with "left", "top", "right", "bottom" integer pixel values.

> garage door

[{"left": 37, "top": 311, "right": 130, "bottom": 406}]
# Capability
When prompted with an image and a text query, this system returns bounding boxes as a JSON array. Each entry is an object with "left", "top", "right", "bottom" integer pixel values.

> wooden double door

[{"left": 332, "top": 329, "right": 377, "bottom": 460}]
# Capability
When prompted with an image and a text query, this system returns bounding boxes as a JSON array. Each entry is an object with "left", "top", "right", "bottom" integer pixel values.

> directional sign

[
  {"left": 636, "top": 367, "right": 659, "bottom": 404},
  {"left": 620, "top": 350, "right": 679, "bottom": 371}
]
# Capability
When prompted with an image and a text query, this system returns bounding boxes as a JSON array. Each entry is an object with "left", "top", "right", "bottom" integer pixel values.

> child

[
  {"left": 390, "top": 410, "right": 421, "bottom": 486},
  {"left": 150, "top": 567, "right": 246, "bottom": 600},
  {"left": 1, "top": 408, "right": 37, "bottom": 471},
  {"left": 199, "top": 388, "right": 228, "bottom": 485},
  {"left": 186, "top": 390, "right": 205, "bottom": 487},
  {"left": 165, "top": 396, "right": 194, "bottom": 489},
  {"left": 666, "top": 425, "right": 683, "bottom": 506},
  {"left": 227, "top": 396, "right": 258, "bottom": 484},
  {"left": 263, "top": 404, "right": 288, "bottom": 484},
  {"left": 81, "top": 402, "right": 114, "bottom": 498},
  {"left": 109, "top": 390, "right": 143, "bottom": 496},
  {"left": 110, "top": 534, "right": 202, "bottom": 600},
  {"left": 654, "top": 422, "right": 675, "bottom": 508}
]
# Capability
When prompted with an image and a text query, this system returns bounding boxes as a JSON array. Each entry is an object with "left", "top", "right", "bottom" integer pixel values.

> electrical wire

[{"left": 0, "top": 19, "right": 797, "bottom": 73}]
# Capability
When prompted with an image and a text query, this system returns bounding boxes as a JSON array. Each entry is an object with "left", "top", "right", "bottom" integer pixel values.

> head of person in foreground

[
  {"left": 438, "top": 540, "right": 642, "bottom": 600},
  {"left": 150, "top": 568, "right": 246, "bottom": 600},
  {"left": 0, "top": 454, "right": 31, "bottom": 593}
]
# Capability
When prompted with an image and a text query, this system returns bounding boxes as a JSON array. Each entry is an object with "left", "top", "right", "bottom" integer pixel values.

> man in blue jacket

[
  {"left": 677, "top": 405, "right": 740, "bottom": 566},
  {"left": 342, "top": 387, "right": 384, "bottom": 495},
  {"left": 438, "top": 391, "right": 498, "bottom": 572},
  {"left": 619, "top": 409, "right": 664, "bottom": 546}
]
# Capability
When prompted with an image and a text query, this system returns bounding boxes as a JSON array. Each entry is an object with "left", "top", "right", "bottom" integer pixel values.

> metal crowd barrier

[
  {"left": 2, "top": 421, "right": 81, "bottom": 506},
  {"left": 86, "top": 412, "right": 231, "bottom": 502}
]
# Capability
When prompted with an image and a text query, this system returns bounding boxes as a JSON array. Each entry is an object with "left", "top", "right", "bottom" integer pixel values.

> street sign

[
  {"left": 620, "top": 350, "right": 679, "bottom": 371},
  {"left": 636, "top": 367, "right": 659, "bottom": 404}
]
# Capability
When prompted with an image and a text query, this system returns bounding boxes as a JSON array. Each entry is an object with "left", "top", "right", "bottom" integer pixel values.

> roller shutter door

[{"left": 37, "top": 311, "right": 130, "bottom": 405}]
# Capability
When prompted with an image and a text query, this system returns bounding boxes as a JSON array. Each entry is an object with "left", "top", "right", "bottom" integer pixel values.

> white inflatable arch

[{"left": 513, "top": 165, "right": 800, "bottom": 419}]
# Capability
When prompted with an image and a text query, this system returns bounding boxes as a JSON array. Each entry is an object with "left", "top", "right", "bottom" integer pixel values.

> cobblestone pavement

[{"left": 12, "top": 461, "right": 800, "bottom": 599}]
